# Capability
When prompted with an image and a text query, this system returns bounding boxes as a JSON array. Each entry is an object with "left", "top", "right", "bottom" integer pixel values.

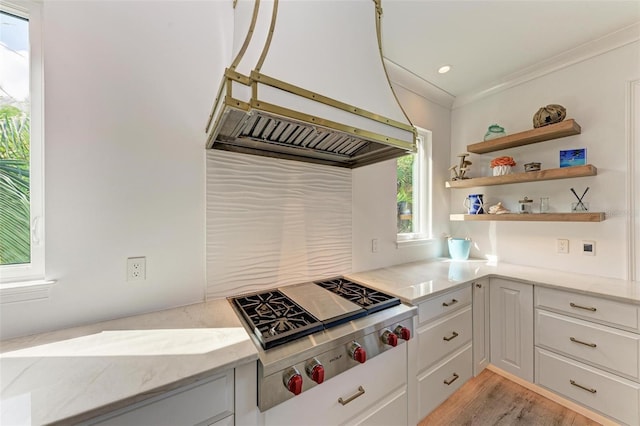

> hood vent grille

[{"left": 206, "top": 0, "right": 416, "bottom": 168}]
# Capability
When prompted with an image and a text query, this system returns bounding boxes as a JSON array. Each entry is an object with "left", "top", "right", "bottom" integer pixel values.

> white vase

[{"left": 493, "top": 165, "right": 511, "bottom": 176}]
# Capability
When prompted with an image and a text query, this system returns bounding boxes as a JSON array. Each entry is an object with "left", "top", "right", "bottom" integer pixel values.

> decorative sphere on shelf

[{"left": 533, "top": 104, "right": 566, "bottom": 128}]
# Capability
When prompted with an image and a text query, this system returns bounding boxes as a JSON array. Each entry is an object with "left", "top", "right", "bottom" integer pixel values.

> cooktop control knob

[
  {"left": 305, "top": 358, "right": 325, "bottom": 384},
  {"left": 283, "top": 367, "right": 303, "bottom": 395},
  {"left": 381, "top": 329, "right": 398, "bottom": 347},
  {"left": 349, "top": 342, "right": 367, "bottom": 364},
  {"left": 394, "top": 325, "right": 411, "bottom": 341}
]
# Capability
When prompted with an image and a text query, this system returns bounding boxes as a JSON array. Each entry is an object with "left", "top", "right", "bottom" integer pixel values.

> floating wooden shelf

[
  {"left": 450, "top": 212, "right": 605, "bottom": 222},
  {"left": 466, "top": 119, "right": 581, "bottom": 154},
  {"left": 446, "top": 164, "right": 597, "bottom": 188}
]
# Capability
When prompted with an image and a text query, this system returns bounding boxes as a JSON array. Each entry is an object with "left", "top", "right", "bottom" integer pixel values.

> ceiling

[{"left": 381, "top": 1, "right": 640, "bottom": 99}]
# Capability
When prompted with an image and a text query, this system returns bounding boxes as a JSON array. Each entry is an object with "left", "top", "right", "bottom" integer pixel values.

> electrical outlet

[
  {"left": 582, "top": 240, "right": 596, "bottom": 256},
  {"left": 557, "top": 239, "right": 569, "bottom": 254},
  {"left": 127, "top": 257, "right": 146, "bottom": 281},
  {"left": 371, "top": 238, "right": 379, "bottom": 253}
]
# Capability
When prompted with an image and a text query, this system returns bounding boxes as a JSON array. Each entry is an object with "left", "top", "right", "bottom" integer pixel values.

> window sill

[
  {"left": 396, "top": 237, "right": 436, "bottom": 249},
  {"left": 0, "top": 279, "right": 55, "bottom": 304}
]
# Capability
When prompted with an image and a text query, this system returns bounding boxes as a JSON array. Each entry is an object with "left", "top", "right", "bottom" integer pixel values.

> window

[
  {"left": 397, "top": 128, "right": 431, "bottom": 242},
  {"left": 1, "top": 2, "right": 44, "bottom": 284}
]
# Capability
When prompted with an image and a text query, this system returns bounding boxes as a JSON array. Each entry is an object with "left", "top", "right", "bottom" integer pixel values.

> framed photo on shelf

[{"left": 560, "top": 148, "right": 586, "bottom": 168}]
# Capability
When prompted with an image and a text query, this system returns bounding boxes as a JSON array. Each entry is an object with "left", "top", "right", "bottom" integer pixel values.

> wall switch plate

[
  {"left": 582, "top": 240, "right": 596, "bottom": 256},
  {"left": 371, "top": 238, "right": 379, "bottom": 253},
  {"left": 127, "top": 257, "right": 146, "bottom": 281},
  {"left": 557, "top": 239, "right": 569, "bottom": 254}
]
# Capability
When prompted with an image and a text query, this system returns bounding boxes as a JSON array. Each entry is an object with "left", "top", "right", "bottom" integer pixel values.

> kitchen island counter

[
  {"left": 347, "top": 258, "right": 640, "bottom": 306},
  {"left": 0, "top": 298, "right": 257, "bottom": 425}
]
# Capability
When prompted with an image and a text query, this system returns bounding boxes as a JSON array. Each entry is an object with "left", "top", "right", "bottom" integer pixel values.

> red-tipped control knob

[
  {"left": 381, "top": 329, "right": 398, "bottom": 347},
  {"left": 394, "top": 325, "right": 411, "bottom": 341},
  {"left": 283, "top": 368, "right": 303, "bottom": 395},
  {"left": 349, "top": 342, "right": 367, "bottom": 363},
  {"left": 310, "top": 364, "right": 324, "bottom": 384},
  {"left": 306, "top": 358, "right": 325, "bottom": 384}
]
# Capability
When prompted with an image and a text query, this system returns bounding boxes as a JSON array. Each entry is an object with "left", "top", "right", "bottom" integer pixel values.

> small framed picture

[{"left": 560, "top": 148, "right": 586, "bottom": 168}]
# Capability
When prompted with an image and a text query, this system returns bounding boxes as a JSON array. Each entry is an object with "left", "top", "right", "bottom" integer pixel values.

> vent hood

[{"left": 205, "top": 0, "right": 417, "bottom": 168}]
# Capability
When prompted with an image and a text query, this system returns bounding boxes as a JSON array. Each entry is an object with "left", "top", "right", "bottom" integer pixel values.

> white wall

[
  {"left": 352, "top": 83, "right": 451, "bottom": 272},
  {"left": 0, "top": 1, "right": 233, "bottom": 339},
  {"left": 450, "top": 42, "right": 640, "bottom": 279}
]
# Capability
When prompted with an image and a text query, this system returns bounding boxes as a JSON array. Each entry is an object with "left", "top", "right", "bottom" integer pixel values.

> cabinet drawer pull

[
  {"left": 570, "top": 302, "right": 597, "bottom": 312},
  {"left": 338, "top": 386, "right": 365, "bottom": 406},
  {"left": 570, "top": 379, "right": 597, "bottom": 394},
  {"left": 570, "top": 337, "right": 597, "bottom": 348},
  {"left": 443, "top": 331, "right": 459, "bottom": 342},
  {"left": 442, "top": 299, "right": 458, "bottom": 307},
  {"left": 444, "top": 373, "right": 459, "bottom": 385}
]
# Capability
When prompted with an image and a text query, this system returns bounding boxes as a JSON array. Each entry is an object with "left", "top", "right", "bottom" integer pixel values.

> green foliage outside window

[
  {"left": 0, "top": 105, "right": 31, "bottom": 265},
  {"left": 397, "top": 154, "right": 414, "bottom": 234}
]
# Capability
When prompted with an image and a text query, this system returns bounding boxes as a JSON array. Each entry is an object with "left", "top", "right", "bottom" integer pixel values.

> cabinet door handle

[
  {"left": 570, "top": 337, "right": 597, "bottom": 348},
  {"left": 443, "top": 331, "right": 459, "bottom": 342},
  {"left": 338, "top": 386, "right": 365, "bottom": 405},
  {"left": 570, "top": 302, "right": 597, "bottom": 312},
  {"left": 442, "top": 299, "right": 458, "bottom": 307},
  {"left": 444, "top": 373, "right": 459, "bottom": 385},
  {"left": 475, "top": 283, "right": 482, "bottom": 288},
  {"left": 570, "top": 379, "right": 597, "bottom": 394}
]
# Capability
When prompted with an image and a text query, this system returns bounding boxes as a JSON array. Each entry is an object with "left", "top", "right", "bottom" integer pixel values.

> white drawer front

[
  {"left": 536, "top": 348, "right": 640, "bottom": 426},
  {"left": 418, "top": 285, "right": 471, "bottom": 325},
  {"left": 90, "top": 370, "right": 234, "bottom": 426},
  {"left": 418, "top": 305, "right": 472, "bottom": 371},
  {"left": 536, "top": 287, "right": 640, "bottom": 332},
  {"left": 536, "top": 310, "right": 640, "bottom": 381},
  {"left": 417, "top": 344, "right": 473, "bottom": 420}
]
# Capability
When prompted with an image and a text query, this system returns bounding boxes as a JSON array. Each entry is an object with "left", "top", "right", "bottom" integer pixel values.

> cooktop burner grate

[
  {"left": 314, "top": 277, "right": 401, "bottom": 313},
  {"left": 232, "top": 290, "right": 323, "bottom": 349}
]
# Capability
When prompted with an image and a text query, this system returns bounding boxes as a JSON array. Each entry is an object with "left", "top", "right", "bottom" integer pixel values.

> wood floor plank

[{"left": 419, "top": 369, "right": 601, "bottom": 426}]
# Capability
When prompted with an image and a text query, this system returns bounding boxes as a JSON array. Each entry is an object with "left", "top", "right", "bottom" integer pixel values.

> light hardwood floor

[{"left": 419, "top": 369, "right": 601, "bottom": 426}]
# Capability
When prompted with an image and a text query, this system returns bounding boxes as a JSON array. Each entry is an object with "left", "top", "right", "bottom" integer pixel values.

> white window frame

[
  {"left": 0, "top": 1, "right": 47, "bottom": 293},
  {"left": 397, "top": 127, "right": 432, "bottom": 244}
]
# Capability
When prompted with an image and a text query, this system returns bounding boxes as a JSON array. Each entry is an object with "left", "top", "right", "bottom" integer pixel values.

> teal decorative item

[
  {"left": 448, "top": 238, "right": 471, "bottom": 260},
  {"left": 484, "top": 124, "right": 506, "bottom": 141}
]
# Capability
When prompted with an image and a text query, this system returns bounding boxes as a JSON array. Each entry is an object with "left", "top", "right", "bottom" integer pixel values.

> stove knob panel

[
  {"left": 394, "top": 325, "right": 411, "bottom": 341},
  {"left": 381, "top": 329, "right": 398, "bottom": 347},
  {"left": 349, "top": 342, "right": 367, "bottom": 363},
  {"left": 305, "top": 358, "right": 325, "bottom": 384},
  {"left": 283, "top": 367, "right": 303, "bottom": 395}
]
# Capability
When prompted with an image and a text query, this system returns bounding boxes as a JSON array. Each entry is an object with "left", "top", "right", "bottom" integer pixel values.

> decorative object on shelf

[
  {"left": 518, "top": 196, "right": 533, "bottom": 214},
  {"left": 560, "top": 148, "right": 586, "bottom": 168},
  {"left": 570, "top": 187, "right": 589, "bottom": 212},
  {"left": 490, "top": 156, "right": 516, "bottom": 176},
  {"left": 533, "top": 104, "right": 566, "bottom": 128},
  {"left": 540, "top": 197, "right": 550, "bottom": 213},
  {"left": 448, "top": 237, "right": 471, "bottom": 260},
  {"left": 483, "top": 124, "right": 507, "bottom": 141},
  {"left": 488, "top": 202, "right": 510, "bottom": 215},
  {"left": 463, "top": 193, "right": 485, "bottom": 214},
  {"left": 449, "top": 153, "right": 472, "bottom": 180},
  {"left": 524, "top": 162, "right": 541, "bottom": 172}
]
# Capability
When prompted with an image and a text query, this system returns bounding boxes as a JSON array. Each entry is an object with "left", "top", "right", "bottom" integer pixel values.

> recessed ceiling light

[{"left": 438, "top": 65, "right": 451, "bottom": 74}]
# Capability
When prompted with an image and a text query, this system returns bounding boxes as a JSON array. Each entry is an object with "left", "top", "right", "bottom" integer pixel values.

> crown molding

[
  {"left": 453, "top": 22, "right": 640, "bottom": 110},
  {"left": 383, "top": 58, "right": 455, "bottom": 109}
]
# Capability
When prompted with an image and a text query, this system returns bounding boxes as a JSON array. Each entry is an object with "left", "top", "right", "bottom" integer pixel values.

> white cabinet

[
  {"left": 86, "top": 369, "right": 234, "bottom": 426},
  {"left": 489, "top": 278, "right": 534, "bottom": 382},
  {"left": 535, "top": 286, "right": 640, "bottom": 425},
  {"left": 472, "top": 279, "right": 490, "bottom": 375},
  {"left": 413, "top": 285, "right": 473, "bottom": 421}
]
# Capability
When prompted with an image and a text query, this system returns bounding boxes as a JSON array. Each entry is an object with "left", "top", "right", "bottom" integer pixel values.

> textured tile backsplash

[{"left": 206, "top": 150, "right": 352, "bottom": 298}]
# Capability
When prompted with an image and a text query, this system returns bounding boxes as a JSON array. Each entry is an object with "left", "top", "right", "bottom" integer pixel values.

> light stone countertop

[
  {"left": 3, "top": 259, "right": 639, "bottom": 425},
  {"left": 347, "top": 258, "right": 640, "bottom": 306},
  {"left": 0, "top": 298, "right": 258, "bottom": 426}
]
